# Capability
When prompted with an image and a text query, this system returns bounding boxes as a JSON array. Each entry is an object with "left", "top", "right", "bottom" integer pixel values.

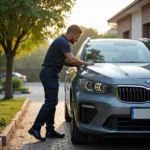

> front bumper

[{"left": 75, "top": 90, "right": 150, "bottom": 135}]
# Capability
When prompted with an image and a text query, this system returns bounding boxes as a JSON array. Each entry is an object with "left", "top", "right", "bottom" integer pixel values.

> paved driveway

[{"left": 2, "top": 101, "right": 150, "bottom": 150}]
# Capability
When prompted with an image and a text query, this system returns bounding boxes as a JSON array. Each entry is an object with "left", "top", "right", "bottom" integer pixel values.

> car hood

[{"left": 86, "top": 63, "right": 150, "bottom": 79}]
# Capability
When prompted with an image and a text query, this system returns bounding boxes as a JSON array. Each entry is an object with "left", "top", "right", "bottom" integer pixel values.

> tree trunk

[{"left": 4, "top": 55, "right": 14, "bottom": 99}]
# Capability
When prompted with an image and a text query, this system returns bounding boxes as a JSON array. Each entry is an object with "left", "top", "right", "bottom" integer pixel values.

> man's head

[{"left": 65, "top": 25, "right": 83, "bottom": 44}]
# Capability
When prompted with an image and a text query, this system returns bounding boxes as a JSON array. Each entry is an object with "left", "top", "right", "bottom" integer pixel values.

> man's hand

[{"left": 64, "top": 53, "right": 94, "bottom": 67}]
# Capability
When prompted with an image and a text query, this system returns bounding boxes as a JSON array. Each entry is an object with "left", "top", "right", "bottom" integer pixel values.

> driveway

[{"left": 2, "top": 101, "right": 150, "bottom": 150}]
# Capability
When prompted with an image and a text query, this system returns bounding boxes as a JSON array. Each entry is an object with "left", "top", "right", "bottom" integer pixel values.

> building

[{"left": 108, "top": 0, "right": 150, "bottom": 39}]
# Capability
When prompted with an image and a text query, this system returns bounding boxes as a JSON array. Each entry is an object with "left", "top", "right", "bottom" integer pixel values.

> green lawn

[{"left": 0, "top": 98, "right": 26, "bottom": 133}]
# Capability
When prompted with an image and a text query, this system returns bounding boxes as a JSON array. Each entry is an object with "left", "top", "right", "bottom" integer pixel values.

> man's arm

[
  {"left": 64, "top": 53, "right": 93, "bottom": 66},
  {"left": 64, "top": 59, "right": 76, "bottom": 67}
]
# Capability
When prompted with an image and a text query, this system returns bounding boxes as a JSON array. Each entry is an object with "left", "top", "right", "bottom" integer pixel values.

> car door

[{"left": 65, "top": 43, "right": 85, "bottom": 111}]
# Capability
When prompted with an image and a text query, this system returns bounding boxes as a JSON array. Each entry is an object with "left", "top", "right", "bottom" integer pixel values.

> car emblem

[{"left": 145, "top": 80, "right": 150, "bottom": 84}]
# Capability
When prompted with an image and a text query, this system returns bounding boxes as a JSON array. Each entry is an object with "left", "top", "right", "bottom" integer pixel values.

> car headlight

[{"left": 79, "top": 79, "right": 111, "bottom": 93}]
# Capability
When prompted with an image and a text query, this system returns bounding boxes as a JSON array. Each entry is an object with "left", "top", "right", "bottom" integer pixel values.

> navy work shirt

[{"left": 43, "top": 35, "right": 71, "bottom": 72}]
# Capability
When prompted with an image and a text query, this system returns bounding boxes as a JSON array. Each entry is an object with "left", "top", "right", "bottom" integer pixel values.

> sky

[{"left": 67, "top": 0, "right": 135, "bottom": 34}]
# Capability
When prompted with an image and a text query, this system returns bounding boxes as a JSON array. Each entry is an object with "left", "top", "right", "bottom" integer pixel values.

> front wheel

[{"left": 71, "top": 113, "right": 88, "bottom": 144}]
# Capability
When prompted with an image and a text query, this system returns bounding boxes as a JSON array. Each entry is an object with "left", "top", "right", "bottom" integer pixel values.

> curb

[
  {"left": 0, "top": 99, "right": 30, "bottom": 147},
  {"left": 0, "top": 91, "right": 31, "bottom": 94}
]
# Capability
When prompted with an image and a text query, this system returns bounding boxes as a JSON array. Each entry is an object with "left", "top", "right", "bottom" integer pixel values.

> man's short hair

[{"left": 66, "top": 25, "right": 83, "bottom": 35}]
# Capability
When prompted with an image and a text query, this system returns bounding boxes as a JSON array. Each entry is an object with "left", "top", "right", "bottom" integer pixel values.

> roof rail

[{"left": 138, "top": 38, "right": 150, "bottom": 42}]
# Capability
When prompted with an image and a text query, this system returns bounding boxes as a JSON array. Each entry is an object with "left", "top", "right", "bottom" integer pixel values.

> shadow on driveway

[{"left": 20, "top": 121, "right": 150, "bottom": 150}]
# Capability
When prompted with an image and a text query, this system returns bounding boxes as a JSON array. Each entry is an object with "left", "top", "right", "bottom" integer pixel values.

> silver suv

[{"left": 64, "top": 38, "right": 150, "bottom": 144}]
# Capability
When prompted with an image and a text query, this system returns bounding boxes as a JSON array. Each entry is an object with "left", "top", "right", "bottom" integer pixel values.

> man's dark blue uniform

[
  {"left": 31, "top": 35, "right": 71, "bottom": 137},
  {"left": 43, "top": 35, "right": 71, "bottom": 72},
  {"left": 28, "top": 25, "right": 89, "bottom": 141}
]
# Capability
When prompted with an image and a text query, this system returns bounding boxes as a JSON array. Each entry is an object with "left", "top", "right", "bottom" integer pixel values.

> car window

[
  {"left": 83, "top": 41, "right": 150, "bottom": 63},
  {"left": 143, "top": 42, "right": 150, "bottom": 50}
]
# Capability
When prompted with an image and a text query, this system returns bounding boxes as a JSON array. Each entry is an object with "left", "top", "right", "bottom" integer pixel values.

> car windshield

[{"left": 83, "top": 41, "right": 150, "bottom": 63}]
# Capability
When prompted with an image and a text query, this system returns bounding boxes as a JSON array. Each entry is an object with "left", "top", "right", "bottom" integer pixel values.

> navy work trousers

[{"left": 33, "top": 66, "right": 59, "bottom": 132}]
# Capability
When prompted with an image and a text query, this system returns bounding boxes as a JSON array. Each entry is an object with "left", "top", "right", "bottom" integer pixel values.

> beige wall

[{"left": 117, "top": 15, "right": 131, "bottom": 38}]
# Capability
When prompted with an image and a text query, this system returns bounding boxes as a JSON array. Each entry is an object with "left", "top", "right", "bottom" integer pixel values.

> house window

[{"left": 123, "top": 31, "right": 130, "bottom": 39}]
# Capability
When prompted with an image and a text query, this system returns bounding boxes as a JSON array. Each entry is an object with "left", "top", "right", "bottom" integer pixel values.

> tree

[
  {"left": 0, "top": 0, "right": 75, "bottom": 98},
  {"left": 14, "top": 45, "right": 48, "bottom": 69},
  {"left": 100, "top": 33, "right": 116, "bottom": 38},
  {"left": 13, "top": 45, "right": 48, "bottom": 82}
]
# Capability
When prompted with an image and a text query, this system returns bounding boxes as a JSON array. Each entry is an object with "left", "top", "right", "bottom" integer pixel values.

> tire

[
  {"left": 71, "top": 113, "right": 88, "bottom": 144},
  {"left": 65, "top": 102, "right": 71, "bottom": 122}
]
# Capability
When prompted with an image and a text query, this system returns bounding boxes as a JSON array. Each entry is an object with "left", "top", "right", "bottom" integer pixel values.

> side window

[{"left": 143, "top": 42, "right": 150, "bottom": 50}]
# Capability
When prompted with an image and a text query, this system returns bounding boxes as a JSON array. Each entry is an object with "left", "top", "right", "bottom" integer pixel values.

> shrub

[
  {"left": 1, "top": 77, "right": 23, "bottom": 89},
  {"left": 13, "top": 78, "right": 23, "bottom": 89},
  {"left": 1, "top": 78, "right": 5, "bottom": 89},
  {"left": 15, "top": 87, "right": 30, "bottom": 92},
  {"left": 0, "top": 116, "right": 7, "bottom": 127}
]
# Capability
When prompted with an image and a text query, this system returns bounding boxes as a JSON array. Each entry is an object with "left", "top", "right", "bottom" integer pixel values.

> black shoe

[
  {"left": 28, "top": 128, "right": 46, "bottom": 141},
  {"left": 46, "top": 130, "right": 65, "bottom": 138}
]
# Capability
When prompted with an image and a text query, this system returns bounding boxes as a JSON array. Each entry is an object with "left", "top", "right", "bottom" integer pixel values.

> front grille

[
  {"left": 79, "top": 104, "right": 97, "bottom": 124},
  {"left": 118, "top": 87, "right": 150, "bottom": 102},
  {"left": 103, "top": 115, "right": 150, "bottom": 131}
]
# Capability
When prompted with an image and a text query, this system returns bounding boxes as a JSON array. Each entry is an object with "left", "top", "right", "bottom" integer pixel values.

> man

[{"left": 28, "top": 25, "right": 94, "bottom": 141}]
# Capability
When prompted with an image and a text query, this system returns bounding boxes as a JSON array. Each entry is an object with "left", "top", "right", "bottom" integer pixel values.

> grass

[{"left": 0, "top": 98, "right": 26, "bottom": 133}]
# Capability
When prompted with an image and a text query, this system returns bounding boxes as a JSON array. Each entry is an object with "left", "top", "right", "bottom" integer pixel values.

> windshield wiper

[{"left": 117, "top": 61, "right": 146, "bottom": 63}]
